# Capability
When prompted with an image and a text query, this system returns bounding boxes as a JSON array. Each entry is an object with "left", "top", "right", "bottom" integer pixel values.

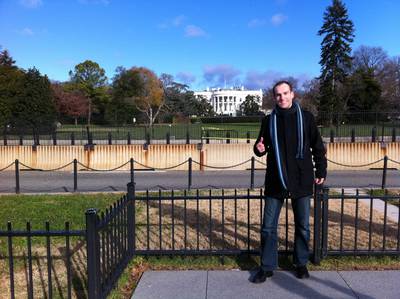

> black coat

[{"left": 253, "top": 106, "right": 327, "bottom": 199}]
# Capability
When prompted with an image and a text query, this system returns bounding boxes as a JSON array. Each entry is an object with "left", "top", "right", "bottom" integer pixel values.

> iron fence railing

[
  {"left": 2, "top": 111, "right": 400, "bottom": 145},
  {"left": 1, "top": 184, "right": 400, "bottom": 298}
]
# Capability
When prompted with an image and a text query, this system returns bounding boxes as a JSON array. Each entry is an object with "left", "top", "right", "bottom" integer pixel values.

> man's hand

[
  {"left": 256, "top": 137, "right": 266, "bottom": 154},
  {"left": 314, "top": 178, "right": 325, "bottom": 185}
]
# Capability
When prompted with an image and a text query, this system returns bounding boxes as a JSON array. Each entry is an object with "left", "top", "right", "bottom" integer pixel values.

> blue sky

[{"left": 1, "top": 0, "right": 399, "bottom": 90}]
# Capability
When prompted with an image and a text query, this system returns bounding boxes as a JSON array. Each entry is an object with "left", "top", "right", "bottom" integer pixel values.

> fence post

[
  {"left": 246, "top": 131, "right": 250, "bottom": 144},
  {"left": 127, "top": 182, "right": 136, "bottom": 254},
  {"left": 19, "top": 135, "right": 23, "bottom": 146},
  {"left": 313, "top": 184, "right": 322, "bottom": 265},
  {"left": 186, "top": 130, "right": 190, "bottom": 144},
  {"left": 372, "top": 127, "right": 377, "bottom": 142},
  {"left": 71, "top": 132, "right": 75, "bottom": 145},
  {"left": 381, "top": 155, "right": 388, "bottom": 189},
  {"left": 351, "top": 128, "right": 355, "bottom": 142},
  {"left": 86, "top": 208, "right": 101, "bottom": 299},
  {"left": 130, "top": 158, "right": 134, "bottom": 185},
  {"left": 188, "top": 157, "right": 192, "bottom": 190},
  {"left": 146, "top": 132, "right": 151, "bottom": 145},
  {"left": 392, "top": 128, "right": 396, "bottom": 142},
  {"left": 226, "top": 131, "right": 230, "bottom": 144},
  {"left": 15, "top": 159, "right": 20, "bottom": 194},
  {"left": 321, "top": 187, "right": 329, "bottom": 259},
  {"left": 52, "top": 132, "right": 57, "bottom": 145},
  {"left": 108, "top": 132, "right": 112, "bottom": 145},
  {"left": 206, "top": 131, "right": 210, "bottom": 144},
  {"left": 250, "top": 156, "right": 255, "bottom": 189},
  {"left": 330, "top": 129, "right": 334, "bottom": 143},
  {"left": 3, "top": 132, "right": 7, "bottom": 146},
  {"left": 127, "top": 132, "right": 131, "bottom": 145},
  {"left": 166, "top": 132, "right": 170, "bottom": 144},
  {"left": 73, "top": 159, "right": 78, "bottom": 192},
  {"left": 381, "top": 123, "right": 385, "bottom": 143}
]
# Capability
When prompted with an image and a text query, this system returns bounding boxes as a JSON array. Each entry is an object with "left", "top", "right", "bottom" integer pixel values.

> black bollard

[
  {"left": 250, "top": 156, "right": 255, "bottom": 189},
  {"left": 130, "top": 158, "right": 134, "bottom": 185},
  {"left": 381, "top": 156, "right": 388, "bottom": 189},
  {"left": 73, "top": 159, "right": 78, "bottom": 192},
  {"left": 188, "top": 158, "right": 192, "bottom": 190},
  {"left": 15, "top": 159, "right": 20, "bottom": 194}
]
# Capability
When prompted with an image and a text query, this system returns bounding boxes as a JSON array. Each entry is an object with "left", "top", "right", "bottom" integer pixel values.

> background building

[{"left": 194, "top": 86, "right": 263, "bottom": 116}]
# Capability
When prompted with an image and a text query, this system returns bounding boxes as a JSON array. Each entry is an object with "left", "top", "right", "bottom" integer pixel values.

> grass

[
  {"left": 366, "top": 189, "right": 400, "bottom": 207},
  {"left": 0, "top": 193, "right": 124, "bottom": 231}
]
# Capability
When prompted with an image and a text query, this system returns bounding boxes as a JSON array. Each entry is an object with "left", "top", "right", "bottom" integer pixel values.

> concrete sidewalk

[{"left": 132, "top": 270, "right": 400, "bottom": 299}]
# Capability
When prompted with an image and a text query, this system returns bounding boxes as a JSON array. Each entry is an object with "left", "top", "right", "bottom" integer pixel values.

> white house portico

[{"left": 194, "top": 86, "right": 263, "bottom": 116}]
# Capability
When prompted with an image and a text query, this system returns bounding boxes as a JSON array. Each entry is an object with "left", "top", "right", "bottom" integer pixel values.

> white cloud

[
  {"left": 172, "top": 15, "right": 186, "bottom": 27},
  {"left": 203, "top": 64, "right": 241, "bottom": 87},
  {"left": 19, "top": 0, "right": 42, "bottom": 8},
  {"left": 176, "top": 72, "right": 196, "bottom": 84},
  {"left": 185, "top": 25, "right": 207, "bottom": 38},
  {"left": 158, "top": 15, "right": 186, "bottom": 29},
  {"left": 244, "top": 70, "right": 283, "bottom": 89},
  {"left": 270, "top": 13, "right": 288, "bottom": 26},
  {"left": 18, "top": 27, "right": 35, "bottom": 36},
  {"left": 248, "top": 18, "right": 267, "bottom": 28}
]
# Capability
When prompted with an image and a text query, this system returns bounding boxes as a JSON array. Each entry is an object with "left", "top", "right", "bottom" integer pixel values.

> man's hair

[{"left": 272, "top": 80, "right": 293, "bottom": 96}]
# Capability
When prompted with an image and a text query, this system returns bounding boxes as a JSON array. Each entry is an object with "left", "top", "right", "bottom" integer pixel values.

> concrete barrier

[{"left": 0, "top": 143, "right": 398, "bottom": 171}]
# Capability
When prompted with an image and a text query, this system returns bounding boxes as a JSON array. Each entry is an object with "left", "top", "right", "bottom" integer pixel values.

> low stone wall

[{"left": 0, "top": 143, "right": 398, "bottom": 171}]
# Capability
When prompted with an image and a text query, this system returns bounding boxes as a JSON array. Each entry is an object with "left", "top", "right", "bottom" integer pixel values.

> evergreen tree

[
  {"left": 318, "top": 0, "right": 355, "bottom": 119},
  {"left": 0, "top": 48, "right": 16, "bottom": 67},
  {"left": 0, "top": 49, "right": 22, "bottom": 129},
  {"left": 12, "top": 68, "right": 57, "bottom": 133},
  {"left": 239, "top": 95, "right": 261, "bottom": 116}
]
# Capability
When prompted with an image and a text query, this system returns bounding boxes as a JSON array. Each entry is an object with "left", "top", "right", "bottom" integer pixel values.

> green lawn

[
  {"left": 367, "top": 189, "right": 400, "bottom": 207},
  {"left": 0, "top": 193, "right": 124, "bottom": 231}
]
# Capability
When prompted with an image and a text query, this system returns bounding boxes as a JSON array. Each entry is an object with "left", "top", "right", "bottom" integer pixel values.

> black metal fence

[
  {"left": 2, "top": 111, "right": 400, "bottom": 145},
  {"left": 0, "top": 222, "right": 86, "bottom": 298},
  {"left": 1, "top": 184, "right": 400, "bottom": 298}
]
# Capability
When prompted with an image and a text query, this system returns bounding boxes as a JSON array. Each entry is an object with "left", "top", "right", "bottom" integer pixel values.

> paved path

[
  {"left": 0, "top": 170, "right": 399, "bottom": 194},
  {"left": 132, "top": 270, "right": 400, "bottom": 299}
]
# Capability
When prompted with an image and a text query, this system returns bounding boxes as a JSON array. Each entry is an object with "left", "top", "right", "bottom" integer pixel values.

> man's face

[{"left": 274, "top": 83, "right": 294, "bottom": 109}]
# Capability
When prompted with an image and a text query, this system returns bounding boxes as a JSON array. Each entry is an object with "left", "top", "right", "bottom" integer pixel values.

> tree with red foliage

[{"left": 52, "top": 83, "right": 88, "bottom": 125}]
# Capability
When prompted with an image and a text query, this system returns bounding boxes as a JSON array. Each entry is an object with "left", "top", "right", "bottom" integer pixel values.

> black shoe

[
  {"left": 250, "top": 268, "right": 273, "bottom": 283},
  {"left": 295, "top": 265, "right": 310, "bottom": 279}
]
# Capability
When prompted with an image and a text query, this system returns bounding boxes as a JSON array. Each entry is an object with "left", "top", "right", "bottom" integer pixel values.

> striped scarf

[{"left": 269, "top": 101, "right": 304, "bottom": 190}]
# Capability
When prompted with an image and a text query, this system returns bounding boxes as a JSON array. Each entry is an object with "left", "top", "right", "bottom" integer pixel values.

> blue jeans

[{"left": 260, "top": 195, "right": 311, "bottom": 271}]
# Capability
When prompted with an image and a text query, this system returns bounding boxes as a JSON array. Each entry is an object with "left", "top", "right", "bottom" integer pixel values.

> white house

[{"left": 194, "top": 86, "right": 263, "bottom": 116}]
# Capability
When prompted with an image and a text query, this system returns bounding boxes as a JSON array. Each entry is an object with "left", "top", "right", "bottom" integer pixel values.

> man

[{"left": 251, "top": 80, "right": 327, "bottom": 283}]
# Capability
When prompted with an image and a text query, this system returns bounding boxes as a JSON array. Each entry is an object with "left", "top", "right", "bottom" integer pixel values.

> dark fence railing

[
  {"left": 319, "top": 188, "right": 400, "bottom": 258},
  {"left": 1, "top": 184, "right": 400, "bottom": 298},
  {"left": 2, "top": 111, "right": 400, "bottom": 145},
  {"left": 0, "top": 222, "right": 85, "bottom": 299}
]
